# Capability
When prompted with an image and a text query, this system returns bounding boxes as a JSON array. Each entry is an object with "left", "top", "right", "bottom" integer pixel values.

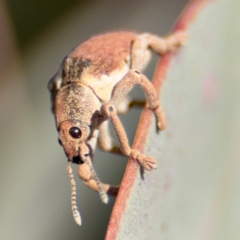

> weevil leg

[
  {"left": 76, "top": 130, "right": 119, "bottom": 198},
  {"left": 131, "top": 31, "right": 188, "bottom": 71},
  {"left": 98, "top": 104, "right": 146, "bottom": 155},
  {"left": 115, "top": 96, "right": 132, "bottom": 114},
  {"left": 119, "top": 31, "right": 187, "bottom": 130},
  {"left": 110, "top": 69, "right": 166, "bottom": 131},
  {"left": 98, "top": 120, "right": 122, "bottom": 154},
  {"left": 78, "top": 159, "right": 119, "bottom": 198},
  {"left": 101, "top": 103, "right": 157, "bottom": 170}
]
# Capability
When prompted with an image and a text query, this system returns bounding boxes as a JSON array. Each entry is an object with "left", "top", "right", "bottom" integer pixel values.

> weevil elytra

[{"left": 48, "top": 30, "right": 187, "bottom": 225}]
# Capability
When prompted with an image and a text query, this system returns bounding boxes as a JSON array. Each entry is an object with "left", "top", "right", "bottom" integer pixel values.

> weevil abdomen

[{"left": 68, "top": 31, "right": 137, "bottom": 77}]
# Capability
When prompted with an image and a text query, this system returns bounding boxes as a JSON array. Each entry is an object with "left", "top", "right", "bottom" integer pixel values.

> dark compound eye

[
  {"left": 69, "top": 127, "right": 82, "bottom": 139},
  {"left": 58, "top": 138, "right": 62, "bottom": 146}
]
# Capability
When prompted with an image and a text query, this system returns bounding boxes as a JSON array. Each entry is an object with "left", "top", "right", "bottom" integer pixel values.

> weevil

[{"left": 48, "top": 30, "right": 187, "bottom": 225}]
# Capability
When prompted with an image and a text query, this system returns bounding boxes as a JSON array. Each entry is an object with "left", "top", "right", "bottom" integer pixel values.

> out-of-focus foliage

[{"left": 6, "top": 0, "right": 93, "bottom": 49}]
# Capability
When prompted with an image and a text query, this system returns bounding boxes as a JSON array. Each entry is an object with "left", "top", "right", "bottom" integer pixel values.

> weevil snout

[
  {"left": 72, "top": 156, "right": 83, "bottom": 164},
  {"left": 71, "top": 142, "right": 90, "bottom": 164},
  {"left": 58, "top": 120, "right": 91, "bottom": 163}
]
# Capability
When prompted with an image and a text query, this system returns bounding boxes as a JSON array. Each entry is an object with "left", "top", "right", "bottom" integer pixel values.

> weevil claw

[
  {"left": 131, "top": 150, "right": 157, "bottom": 170},
  {"left": 142, "top": 156, "right": 157, "bottom": 170}
]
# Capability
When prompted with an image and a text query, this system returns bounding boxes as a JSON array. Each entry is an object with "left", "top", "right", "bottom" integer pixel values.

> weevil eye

[
  {"left": 58, "top": 138, "right": 62, "bottom": 146},
  {"left": 69, "top": 127, "right": 82, "bottom": 139}
]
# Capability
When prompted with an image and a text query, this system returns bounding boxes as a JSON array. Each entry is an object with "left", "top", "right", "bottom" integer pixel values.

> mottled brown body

[
  {"left": 68, "top": 32, "right": 136, "bottom": 76},
  {"left": 48, "top": 30, "right": 187, "bottom": 225}
]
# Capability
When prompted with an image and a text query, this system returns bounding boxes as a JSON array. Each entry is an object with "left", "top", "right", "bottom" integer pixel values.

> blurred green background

[{"left": 0, "top": 0, "right": 187, "bottom": 239}]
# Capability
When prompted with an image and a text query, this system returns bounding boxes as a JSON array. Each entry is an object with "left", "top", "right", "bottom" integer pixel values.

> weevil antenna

[
  {"left": 66, "top": 162, "right": 81, "bottom": 225},
  {"left": 84, "top": 157, "right": 109, "bottom": 204}
]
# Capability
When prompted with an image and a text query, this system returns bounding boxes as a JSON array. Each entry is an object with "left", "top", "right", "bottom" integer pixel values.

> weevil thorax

[{"left": 54, "top": 57, "right": 102, "bottom": 163}]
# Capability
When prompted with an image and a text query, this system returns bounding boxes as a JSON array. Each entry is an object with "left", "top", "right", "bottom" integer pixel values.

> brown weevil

[{"left": 48, "top": 30, "right": 187, "bottom": 225}]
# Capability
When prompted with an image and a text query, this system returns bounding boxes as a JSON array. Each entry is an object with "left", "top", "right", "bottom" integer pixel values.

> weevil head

[
  {"left": 57, "top": 120, "right": 91, "bottom": 163},
  {"left": 54, "top": 82, "right": 101, "bottom": 163}
]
